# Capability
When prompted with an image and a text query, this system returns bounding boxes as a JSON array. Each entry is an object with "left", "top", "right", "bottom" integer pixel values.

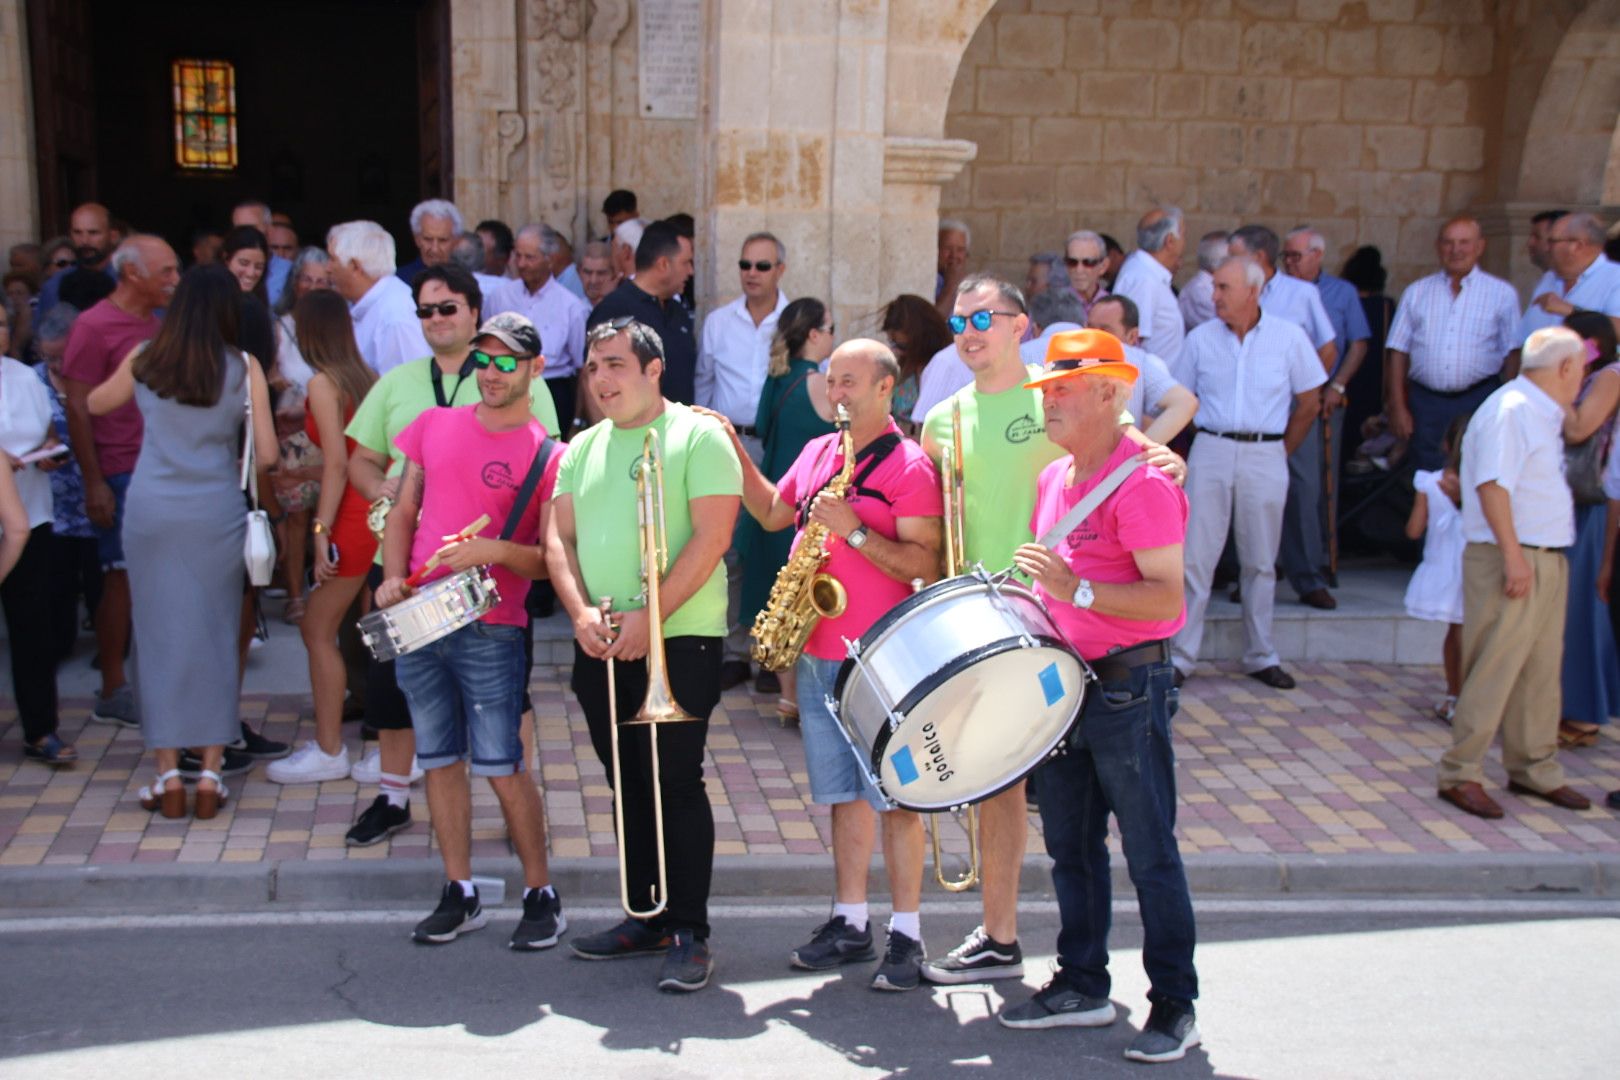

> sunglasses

[
  {"left": 415, "top": 301, "right": 463, "bottom": 318},
  {"left": 739, "top": 260, "right": 776, "bottom": 272},
  {"left": 469, "top": 349, "right": 521, "bottom": 373},
  {"left": 948, "top": 310, "right": 1019, "bottom": 334},
  {"left": 818, "top": 323, "right": 837, "bottom": 335},
  {"left": 1064, "top": 255, "right": 1107, "bottom": 268}
]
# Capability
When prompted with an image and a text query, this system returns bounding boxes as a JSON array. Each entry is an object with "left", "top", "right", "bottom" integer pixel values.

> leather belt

[
  {"left": 1198, "top": 428, "right": 1284, "bottom": 443},
  {"left": 1409, "top": 374, "right": 1498, "bottom": 400},
  {"left": 734, "top": 424, "right": 758, "bottom": 437},
  {"left": 1086, "top": 639, "right": 1170, "bottom": 682},
  {"left": 1522, "top": 544, "right": 1568, "bottom": 554}
]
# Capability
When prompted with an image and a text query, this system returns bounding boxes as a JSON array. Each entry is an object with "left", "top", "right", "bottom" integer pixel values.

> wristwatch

[
  {"left": 1071, "top": 579, "right": 1095, "bottom": 610},
  {"left": 847, "top": 525, "right": 870, "bottom": 550},
  {"left": 1329, "top": 380, "right": 1348, "bottom": 395}
]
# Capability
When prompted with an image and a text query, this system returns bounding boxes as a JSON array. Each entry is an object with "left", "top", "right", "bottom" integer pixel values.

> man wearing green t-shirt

[
  {"left": 341, "top": 265, "right": 559, "bottom": 848},
  {"left": 917, "top": 274, "right": 1186, "bottom": 988},
  {"left": 545, "top": 317, "right": 741, "bottom": 992}
]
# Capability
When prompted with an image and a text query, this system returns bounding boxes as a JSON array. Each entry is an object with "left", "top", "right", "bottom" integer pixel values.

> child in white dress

[{"left": 1404, "top": 416, "right": 1468, "bottom": 722}]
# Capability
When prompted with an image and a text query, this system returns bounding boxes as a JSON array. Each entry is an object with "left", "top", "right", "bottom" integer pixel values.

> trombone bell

[{"left": 929, "top": 804, "right": 981, "bottom": 892}]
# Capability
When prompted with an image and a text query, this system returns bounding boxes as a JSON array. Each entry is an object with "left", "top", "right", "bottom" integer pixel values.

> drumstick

[{"left": 404, "top": 514, "right": 493, "bottom": 588}]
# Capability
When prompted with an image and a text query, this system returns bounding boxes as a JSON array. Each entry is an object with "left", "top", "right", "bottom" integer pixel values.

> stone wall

[
  {"left": 0, "top": 0, "right": 38, "bottom": 252},
  {"left": 940, "top": 0, "right": 1509, "bottom": 295}
]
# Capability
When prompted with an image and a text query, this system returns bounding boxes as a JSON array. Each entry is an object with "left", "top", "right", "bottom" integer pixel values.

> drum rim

[{"left": 849, "top": 634, "right": 1083, "bottom": 812}]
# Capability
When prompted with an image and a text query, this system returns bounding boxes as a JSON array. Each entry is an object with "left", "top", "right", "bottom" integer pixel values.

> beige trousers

[{"left": 1438, "top": 543, "right": 1568, "bottom": 792}]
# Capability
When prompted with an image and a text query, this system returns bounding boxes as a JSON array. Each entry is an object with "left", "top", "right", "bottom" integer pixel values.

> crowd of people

[{"left": 1, "top": 185, "right": 1618, "bottom": 1059}]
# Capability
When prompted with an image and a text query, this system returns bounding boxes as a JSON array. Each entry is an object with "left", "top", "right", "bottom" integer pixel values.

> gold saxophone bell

[
  {"left": 929, "top": 397, "right": 981, "bottom": 892},
  {"left": 809, "top": 573, "right": 846, "bottom": 619}
]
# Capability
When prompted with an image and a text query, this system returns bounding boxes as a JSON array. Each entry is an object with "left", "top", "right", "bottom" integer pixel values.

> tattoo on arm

[{"left": 409, "top": 461, "right": 425, "bottom": 504}]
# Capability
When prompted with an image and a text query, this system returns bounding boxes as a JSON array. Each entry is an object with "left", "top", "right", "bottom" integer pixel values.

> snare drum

[
  {"left": 358, "top": 568, "right": 500, "bottom": 662},
  {"left": 832, "top": 572, "right": 1086, "bottom": 812}
]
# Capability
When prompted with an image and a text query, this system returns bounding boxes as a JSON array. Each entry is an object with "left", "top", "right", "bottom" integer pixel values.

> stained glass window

[{"left": 171, "top": 59, "right": 237, "bottom": 171}]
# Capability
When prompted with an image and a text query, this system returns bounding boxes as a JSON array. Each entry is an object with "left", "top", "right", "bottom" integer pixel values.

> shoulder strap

[
  {"left": 239, "top": 351, "right": 258, "bottom": 507},
  {"left": 767, "top": 369, "right": 812, "bottom": 434},
  {"left": 1036, "top": 454, "right": 1142, "bottom": 550},
  {"left": 795, "top": 432, "right": 903, "bottom": 526},
  {"left": 498, "top": 433, "right": 558, "bottom": 541}
]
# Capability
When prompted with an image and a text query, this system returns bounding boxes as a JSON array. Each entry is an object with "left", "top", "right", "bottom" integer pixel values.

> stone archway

[{"left": 1517, "top": 0, "right": 1620, "bottom": 205}]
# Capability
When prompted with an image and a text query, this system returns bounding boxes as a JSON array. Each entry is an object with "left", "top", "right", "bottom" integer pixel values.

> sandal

[
  {"left": 776, "top": 697, "right": 800, "bottom": 728},
  {"left": 139, "top": 769, "right": 187, "bottom": 818},
  {"left": 194, "top": 769, "right": 230, "bottom": 820},
  {"left": 1558, "top": 721, "right": 1600, "bottom": 749},
  {"left": 23, "top": 733, "right": 78, "bottom": 767},
  {"left": 282, "top": 596, "right": 307, "bottom": 625}
]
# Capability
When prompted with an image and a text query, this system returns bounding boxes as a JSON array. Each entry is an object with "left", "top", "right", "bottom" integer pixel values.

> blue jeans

[
  {"left": 1035, "top": 657, "right": 1198, "bottom": 1007},
  {"left": 94, "top": 471, "right": 132, "bottom": 571},
  {"left": 796, "top": 654, "right": 888, "bottom": 811},
  {"left": 395, "top": 620, "right": 526, "bottom": 776}
]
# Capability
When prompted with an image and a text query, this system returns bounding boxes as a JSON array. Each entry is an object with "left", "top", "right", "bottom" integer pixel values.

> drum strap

[
  {"left": 497, "top": 435, "right": 559, "bottom": 541},
  {"left": 1035, "top": 455, "right": 1143, "bottom": 549},
  {"left": 795, "top": 433, "right": 903, "bottom": 529},
  {"left": 430, "top": 354, "right": 478, "bottom": 408}
]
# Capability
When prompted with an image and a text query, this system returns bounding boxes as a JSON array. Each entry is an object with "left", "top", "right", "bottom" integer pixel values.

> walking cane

[{"left": 1323, "top": 406, "right": 1338, "bottom": 579}]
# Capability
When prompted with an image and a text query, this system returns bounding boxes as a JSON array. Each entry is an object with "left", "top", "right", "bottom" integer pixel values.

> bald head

[
  {"left": 111, "top": 235, "right": 180, "bottom": 313},
  {"left": 70, "top": 202, "right": 112, "bottom": 267}
]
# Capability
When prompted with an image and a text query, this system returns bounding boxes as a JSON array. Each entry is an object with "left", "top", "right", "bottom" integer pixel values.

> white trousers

[{"left": 1172, "top": 435, "right": 1289, "bottom": 674}]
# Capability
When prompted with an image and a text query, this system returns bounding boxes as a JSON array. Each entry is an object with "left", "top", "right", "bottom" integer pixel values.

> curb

[{"left": 3, "top": 852, "right": 1619, "bottom": 911}]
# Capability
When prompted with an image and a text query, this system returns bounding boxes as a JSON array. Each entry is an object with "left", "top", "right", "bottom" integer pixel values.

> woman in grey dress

[{"left": 90, "top": 267, "right": 279, "bottom": 818}]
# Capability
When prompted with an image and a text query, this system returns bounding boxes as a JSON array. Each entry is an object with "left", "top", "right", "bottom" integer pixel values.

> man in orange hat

[{"left": 999, "top": 327, "right": 1200, "bottom": 1064}]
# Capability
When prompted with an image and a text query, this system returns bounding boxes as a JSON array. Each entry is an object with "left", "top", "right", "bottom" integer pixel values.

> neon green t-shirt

[
  {"left": 554, "top": 403, "right": 742, "bottom": 638},
  {"left": 344, "top": 356, "right": 560, "bottom": 564},
  {"left": 921, "top": 366, "right": 1065, "bottom": 571}
]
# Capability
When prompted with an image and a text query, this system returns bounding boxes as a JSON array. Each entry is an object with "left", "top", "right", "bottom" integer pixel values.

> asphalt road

[{"left": 2, "top": 897, "right": 1616, "bottom": 1079}]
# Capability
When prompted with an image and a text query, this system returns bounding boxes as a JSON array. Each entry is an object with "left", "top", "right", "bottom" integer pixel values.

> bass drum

[{"left": 833, "top": 574, "right": 1085, "bottom": 812}]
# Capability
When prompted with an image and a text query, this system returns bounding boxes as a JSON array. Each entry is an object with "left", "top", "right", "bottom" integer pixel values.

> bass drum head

[{"left": 871, "top": 639, "right": 1084, "bottom": 812}]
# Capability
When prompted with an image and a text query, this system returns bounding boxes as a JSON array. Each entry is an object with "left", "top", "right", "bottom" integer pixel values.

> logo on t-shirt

[
  {"left": 1005, "top": 414, "right": 1044, "bottom": 444},
  {"left": 482, "top": 460, "right": 519, "bottom": 490}
]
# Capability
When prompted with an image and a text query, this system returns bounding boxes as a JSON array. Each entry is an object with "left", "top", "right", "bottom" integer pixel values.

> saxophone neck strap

[{"left": 795, "top": 431, "right": 902, "bottom": 529}]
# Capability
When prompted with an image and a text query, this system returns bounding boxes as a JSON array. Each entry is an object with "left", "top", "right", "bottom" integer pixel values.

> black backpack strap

[
  {"left": 794, "top": 432, "right": 903, "bottom": 527},
  {"left": 498, "top": 435, "right": 558, "bottom": 541}
]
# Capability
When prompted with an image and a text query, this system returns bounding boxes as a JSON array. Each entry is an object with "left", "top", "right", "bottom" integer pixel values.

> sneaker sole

[
  {"left": 569, "top": 943, "right": 670, "bottom": 961},
  {"left": 510, "top": 913, "right": 569, "bottom": 951},
  {"left": 869, "top": 973, "right": 921, "bottom": 992},
  {"left": 919, "top": 960, "right": 1024, "bottom": 985},
  {"left": 1123, "top": 1029, "right": 1200, "bottom": 1063},
  {"left": 345, "top": 817, "right": 412, "bottom": 847},
  {"left": 658, "top": 959, "right": 713, "bottom": 993},
  {"left": 412, "top": 910, "right": 488, "bottom": 944},
  {"left": 998, "top": 1002, "right": 1117, "bottom": 1030},
  {"left": 789, "top": 947, "right": 876, "bottom": 971},
  {"left": 89, "top": 712, "right": 139, "bottom": 728}
]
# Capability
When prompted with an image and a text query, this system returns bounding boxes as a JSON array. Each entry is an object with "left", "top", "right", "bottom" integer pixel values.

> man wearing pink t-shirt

[
  {"left": 375, "top": 312, "right": 565, "bottom": 952},
  {"left": 1000, "top": 329, "right": 1201, "bottom": 1064},
  {"left": 707, "top": 338, "right": 943, "bottom": 992}
]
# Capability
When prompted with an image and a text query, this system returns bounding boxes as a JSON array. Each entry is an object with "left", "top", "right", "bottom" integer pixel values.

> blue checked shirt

[{"left": 1518, "top": 254, "right": 1620, "bottom": 345}]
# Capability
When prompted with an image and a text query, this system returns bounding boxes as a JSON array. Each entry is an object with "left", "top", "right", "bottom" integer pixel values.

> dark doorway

[{"left": 31, "top": 0, "right": 449, "bottom": 262}]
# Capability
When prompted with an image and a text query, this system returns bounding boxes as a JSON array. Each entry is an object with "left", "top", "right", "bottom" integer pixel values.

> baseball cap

[{"left": 475, "top": 311, "right": 542, "bottom": 358}]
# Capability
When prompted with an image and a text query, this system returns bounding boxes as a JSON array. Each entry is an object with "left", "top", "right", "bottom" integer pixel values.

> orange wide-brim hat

[{"left": 1023, "top": 328, "right": 1140, "bottom": 389}]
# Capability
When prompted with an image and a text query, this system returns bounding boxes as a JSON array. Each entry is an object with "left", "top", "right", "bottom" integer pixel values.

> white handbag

[{"left": 240, "top": 353, "right": 277, "bottom": 586}]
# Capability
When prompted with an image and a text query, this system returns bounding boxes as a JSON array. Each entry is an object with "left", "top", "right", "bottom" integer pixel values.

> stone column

[
  {"left": 878, "top": 137, "right": 976, "bottom": 305},
  {"left": 0, "top": 0, "right": 38, "bottom": 250}
]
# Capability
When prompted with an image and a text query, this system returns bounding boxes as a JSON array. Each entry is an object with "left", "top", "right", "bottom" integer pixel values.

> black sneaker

[
  {"left": 178, "top": 747, "right": 255, "bottom": 779},
  {"left": 569, "top": 917, "right": 672, "bottom": 961},
  {"left": 412, "top": 882, "right": 486, "bottom": 944},
  {"left": 231, "top": 722, "right": 290, "bottom": 760},
  {"left": 999, "top": 979, "right": 1117, "bottom": 1030},
  {"left": 920, "top": 925, "right": 1023, "bottom": 984},
  {"left": 789, "top": 916, "right": 876, "bottom": 970},
  {"left": 870, "top": 929, "right": 925, "bottom": 992},
  {"left": 1124, "top": 1001, "right": 1200, "bottom": 1063},
  {"left": 345, "top": 795, "right": 412, "bottom": 847},
  {"left": 657, "top": 930, "right": 713, "bottom": 992},
  {"left": 509, "top": 887, "right": 567, "bottom": 951}
]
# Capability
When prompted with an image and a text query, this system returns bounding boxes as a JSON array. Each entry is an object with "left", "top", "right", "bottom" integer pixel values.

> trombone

[
  {"left": 603, "top": 427, "right": 699, "bottom": 920},
  {"left": 929, "top": 398, "right": 982, "bottom": 892}
]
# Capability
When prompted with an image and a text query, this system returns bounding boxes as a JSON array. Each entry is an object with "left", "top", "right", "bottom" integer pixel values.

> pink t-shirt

[
  {"left": 393, "top": 405, "right": 562, "bottom": 627},
  {"left": 776, "top": 420, "right": 942, "bottom": 661},
  {"left": 60, "top": 298, "right": 158, "bottom": 475},
  {"left": 1029, "top": 435, "right": 1188, "bottom": 660}
]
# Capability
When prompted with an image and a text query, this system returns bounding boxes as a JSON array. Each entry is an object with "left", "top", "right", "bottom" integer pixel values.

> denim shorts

[
  {"left": 796, "top": 654, "right": 888, "bottom": 811},
  {"left": 394, "top": 620, "right": 526, "bottom": 776},
  {"left": 95, "top": 471, "right": 132, "bottom": 571}
]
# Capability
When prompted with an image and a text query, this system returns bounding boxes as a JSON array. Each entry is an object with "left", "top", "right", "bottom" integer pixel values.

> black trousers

[
  {"left": 571, "top": 635, "right": 721, "bottom": 938},
  {"left": 546, "top": 375, "right": 577, "bottom": 436},
  {"left": 47, "top": 532, "right": 101, "bottom": 665},
  {"left": 363, "top": 565, "right": 412, "bottom": 731},
  {"left": 1, "top": 525, "right": 61, "bottom": 744}
]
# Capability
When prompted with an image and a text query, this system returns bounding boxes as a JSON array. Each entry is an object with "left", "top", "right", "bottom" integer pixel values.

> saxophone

[{"left": 750, "top": 404, "right": 854, "bottom": 671}]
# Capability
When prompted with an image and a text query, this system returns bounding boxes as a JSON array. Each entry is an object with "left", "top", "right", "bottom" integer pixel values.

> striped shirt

[
  {"left": 1387, "top": 266, "right": 1519, "bottom": 391},
  {"left": 1518, "top": 254, "right": 1620, "bottom": 344}
]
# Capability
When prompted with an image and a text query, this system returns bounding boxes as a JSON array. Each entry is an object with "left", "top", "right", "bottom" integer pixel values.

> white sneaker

[
  {"left": 266, "top": 741, "right": 352, "bottom": 784},
  {"left": 349, "top": 746, "right": 424, "bottom": 785}
]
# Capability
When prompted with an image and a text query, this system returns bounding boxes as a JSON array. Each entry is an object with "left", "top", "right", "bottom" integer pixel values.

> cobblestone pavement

[{"left": 1, "top": 662, "right": 1616, "bottom": 869}]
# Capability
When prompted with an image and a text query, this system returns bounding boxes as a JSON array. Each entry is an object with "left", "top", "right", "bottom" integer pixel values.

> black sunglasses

[
  {"left": 1064, "top": 255, "right": 1107, "bottom": 268},
  {"left": 415, "top": 301, "right": 463, "bottom": 319},
  {"left": 469, "top": 349, "right": 520, "bottom": 373},
  {"left": 739, "top": 260, "right": 776, "bottom": 273}
]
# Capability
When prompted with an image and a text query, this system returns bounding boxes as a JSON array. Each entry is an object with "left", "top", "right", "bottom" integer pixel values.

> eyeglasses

[
  {"left": 739, "top": 260, "right": 776, "bottom": 273},
  {"left": 818, "top": 323, "right": 836, "bottom": 335},
  {"left": 1546, "top": 237, "right": 1580, "bottom": 246},
  {"left": 469, "top": 349, "right": 521, "bottom": 373},
  {"left": 1064, "top": 255, "right": 1107, "bottom": 269},
  {"left": 948, "top": 310, "right": 1019, "bottom": 334},
  {"left": 415, "top": 301, "right": 463, "bottom": 319},
  {"left": 1280, "top": 251, "right": 1307, "bottom": 262}
]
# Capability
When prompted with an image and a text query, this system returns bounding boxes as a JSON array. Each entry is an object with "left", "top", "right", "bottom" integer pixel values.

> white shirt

[
  {"left": 1179, "top": 269, "right": 1215, "bottom": 331},
  {"left": 695, "top": 291, "right": 788, "bottom": 424},
  {"left": 1460, "top": 375, "right": 1574, "bottom": 547},
  {"left": 350, "top": 275, "right": 431, "bottom": 376},
  {"left": 1122, "top": 343, "right": 1183, "bottom": 424},
  {"left": 1018, "top": 321, "right": 1083, "bottom": 367},
  {"left": 487, "top": 275, "right": 589, "bottom": 379},
  {"left": 1518, "top": 254, "right": 1620, "bottom": 344},
  {"left": 1386, "top": 266, "right": 1520, "bottom": 391},
  {"left": 473, "top": 271, "right": 508, "bottom": 301},
  {"left": 910, "top": 343, "right": 974, "bottom": 424},
  {"left": 1259, "top": 272, "right": 1336, "bottom": 350},
  {"left": 0, "top": 356, "right": 56, "bottom": 529},
  {"left": 1111, "top": 249, "right": 1184, "bottom": 368},
  {"left": 1178, "top": 313, "right": 1325, "bottom": 435}
]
